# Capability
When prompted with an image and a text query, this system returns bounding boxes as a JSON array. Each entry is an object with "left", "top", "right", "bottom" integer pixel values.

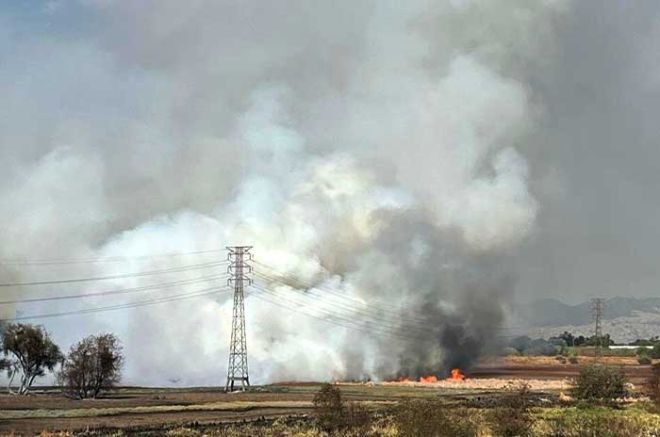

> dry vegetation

[
  {"left": 2, "top": 359, "right": 660, "bottom": 436},
  {"left": 86, "top": 404, "right": 660, "bottom": 437}
]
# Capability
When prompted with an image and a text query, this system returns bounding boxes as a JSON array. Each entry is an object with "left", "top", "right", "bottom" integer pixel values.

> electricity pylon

[
  {"left": 591, "top": 298, "right": 605, "bottom": 359},
  {"left": 225, "top": 246, "right": 252, "bottom": 392}
]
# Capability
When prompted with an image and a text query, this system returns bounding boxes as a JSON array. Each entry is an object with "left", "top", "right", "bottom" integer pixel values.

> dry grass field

[
  {"left": 0, "top": 356, "right": 657, "bottom": 436},
  {"left": 0, "top": 385, "right": 432, "bottom": 435}
]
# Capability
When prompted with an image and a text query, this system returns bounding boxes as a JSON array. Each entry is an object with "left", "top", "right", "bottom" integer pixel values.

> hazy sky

[
  {"left": 514, "top": 1, "right": 660, "bottom": 303},
  {"left": 1, "top": 1, "right": 659, "bottom": 383}
]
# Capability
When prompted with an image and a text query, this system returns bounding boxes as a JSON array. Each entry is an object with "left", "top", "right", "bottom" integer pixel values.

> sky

[
  {"left": 513, "top": 1, "right": 660, "bottom": 303},
  {"left": 1, "top": 0, "right": 659, "bottom": 384}
]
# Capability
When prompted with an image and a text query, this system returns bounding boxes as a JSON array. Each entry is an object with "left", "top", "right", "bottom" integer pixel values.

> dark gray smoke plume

[{"left": 10, "top": 0, "right": 654, "bottom": 385}]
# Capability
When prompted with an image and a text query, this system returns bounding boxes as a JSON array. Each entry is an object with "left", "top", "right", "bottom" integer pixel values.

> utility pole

[
  {"left": 591, "top": 298, "right": 605, "bottom": 359},
  {"left": 225, "top": 246, "right": 252, "bottom": 392}
]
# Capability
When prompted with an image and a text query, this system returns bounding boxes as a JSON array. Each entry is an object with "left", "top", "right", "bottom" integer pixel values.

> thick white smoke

[{"left": 0, "top": 0, "right": 569, "bottom": 385}]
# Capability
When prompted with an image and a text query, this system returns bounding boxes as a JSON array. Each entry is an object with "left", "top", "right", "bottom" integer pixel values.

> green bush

[
  {"left": 501, "top": 346, "right": 520, "bottom": 356},
  {"left": 313, "top": 383, "right": 345, "bottom": 432},
  {"left": 312, "top": 383, "right": 372, "bottom": 433},
  {"left": 509, "top": 336, "right": 558, "bottom": 356},
  {"left": 651, "top": 343, "right": 660, "bottom": 359},
  {"left": 638, "top": 352, "right": 652, "bottom": 365},
  {"left": 571, "top": 364, "right": 628, "bottom": 403},
  {"left": 489, "top": 382, "right": 534, "bottom": 437},
  {"left": 395, "top": 399, "right": 478, "bottom": 437}
]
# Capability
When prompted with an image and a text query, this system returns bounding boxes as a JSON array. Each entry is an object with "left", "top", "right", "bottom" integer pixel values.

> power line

[
  {"left": 250, "top": 283, "right": 422, "bottom": 341},
  {"left": 254, "top": 268, "right": 417, "bottom": 316},
  {"left": 0, "top": 249, "right": 225, "bottom": 266},
  {"left": 251, "top": 284, "right": 528, "bottom": 343},
  {"left": 250, "top": 289, "right": 411, "bottom": 342},
  {"left": 253, "top": 265, "right": 442, "bottom": 326},
  {"left": 0, "top": 274, "right": 227, "bottom": 305},
  {"left": 254, "top": 267, "right": 525, "bottom": 333},
  {"left": 254, "top": 269, "right": 446, "bottom": 329},
  {"left": 254, "top": 274, "right": 429, "bottom": 335},
  {"left": 0, "top": 286, "right": 230, "bottom": 322},
  {"left": 0, "top": 261, "right": 227, "bottom": 288},
  {"left": 254, "top": 279, "right": 517, "bottom": 338}
]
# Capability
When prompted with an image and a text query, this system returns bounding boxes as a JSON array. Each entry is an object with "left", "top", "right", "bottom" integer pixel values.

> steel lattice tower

[
  {"left": 591, "top": 298, "right": 605, "bottom": 359},
  {"left": 225, "top": 246, "right": 252, "bottom": 392}
]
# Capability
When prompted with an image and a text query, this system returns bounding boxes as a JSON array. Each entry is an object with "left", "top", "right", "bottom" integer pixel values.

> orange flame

[
  {"left": 419, "top": 375, "right": 438, "bottom": 383},
  {"left": 450, "top": 368, "right": 465, "bottom": 380},
  {"left": 389, "top": 370, "right": 464, "bottom": 383}
]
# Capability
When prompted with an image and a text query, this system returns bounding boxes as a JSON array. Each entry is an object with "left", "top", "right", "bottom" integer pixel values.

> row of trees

[
  {"left": 0, "top": 323, "right": 123, "bottom": 398},
  {"left": 551, "top": 331, "right": 614, "bottom": 347},
  {"left": 507, "top": 332, "right": 621, "bottom": 357}
]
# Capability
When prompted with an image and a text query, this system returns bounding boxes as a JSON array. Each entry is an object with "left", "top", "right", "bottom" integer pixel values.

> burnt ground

[{"left": 471, "top": 364, "right": 652, "bottom": 385}]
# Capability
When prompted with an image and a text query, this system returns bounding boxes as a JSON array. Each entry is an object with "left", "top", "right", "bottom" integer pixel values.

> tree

[
  {"left": 312, "top": 383, "right": 372, "bottom": 432},
  {"left": 313, "top": 383, "right": 345, "bottom": 432},
  {"left": 557, "top": 331, "right": 576, "bottom": 347},
  {"left": 584, "top": 333, "right": 614, "bottom": 348},
  {"left": 509, "top": 336, "right": 532, "bottom": 353},
  {"left": 570, "top": 335, "right": 588, "bottom": 346},
  {"left": 526, "top": 338, "right": 559, "bottom": 356},
  {"left": 508, "top": 336, "right": 558, "bottom": 356},
  {"left": 630, "top": 336, "right": 660, "bottom": 347},
  {"left": 59, "top": 333, "right": 123, "bottom": 399},
  {"left": 0, "top": 357, "right": 11, "bottom": 382},
  {"left": 1, "top": 323, "right": 62, "bottom": 395},
  {"left": 571, "top": 364, "right": 628, "bottom": 403}
]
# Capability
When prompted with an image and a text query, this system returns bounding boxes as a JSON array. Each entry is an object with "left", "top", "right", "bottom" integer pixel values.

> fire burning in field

[
  {"left": 390, "top": 368, "right": 466, "bottom": 384},
  {"left": 450, "top": 368, "right": 466, "bottom": 381}
]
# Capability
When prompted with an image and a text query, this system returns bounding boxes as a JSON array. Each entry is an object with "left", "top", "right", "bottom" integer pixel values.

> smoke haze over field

[{"left": 1, "top": 1, "right": 659, "bottom": 385}]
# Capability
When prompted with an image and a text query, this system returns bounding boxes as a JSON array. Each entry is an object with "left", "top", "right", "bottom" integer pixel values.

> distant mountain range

[
  {"left": 525, "top": 297, "right": 660, "bottom": 327},
  {"left": 519, "top": 297, "right": 660, "bottom": 343}
]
